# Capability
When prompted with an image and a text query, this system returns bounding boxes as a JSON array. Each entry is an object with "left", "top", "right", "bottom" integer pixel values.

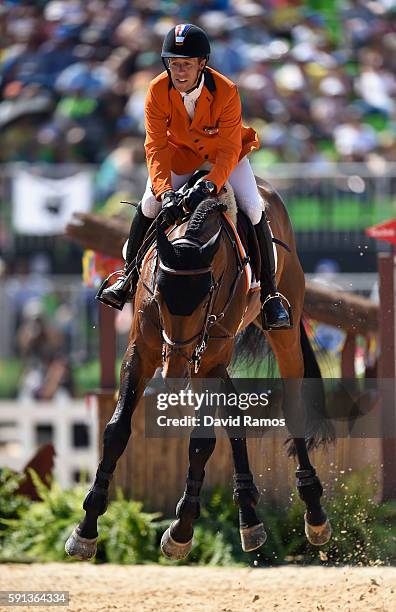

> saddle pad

[{"left": 222, "top": 212, "right": 277, "bottom": 292}]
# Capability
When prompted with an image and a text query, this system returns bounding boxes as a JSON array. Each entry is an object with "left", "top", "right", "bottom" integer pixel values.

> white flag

[{"left": 12, "top": 169, "right": 93, "bottom": 235}]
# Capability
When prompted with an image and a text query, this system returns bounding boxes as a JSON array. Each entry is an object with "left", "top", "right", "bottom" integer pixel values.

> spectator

[{"left": 0, "top": 0, "right": 395, "bottom": 165}]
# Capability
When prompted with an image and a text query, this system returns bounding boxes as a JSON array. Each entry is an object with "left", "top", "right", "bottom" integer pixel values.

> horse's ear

[
  {"left": 199, "top": 228, "right": 222, "bottom": 264},
  {"left": 156, "top": 222, "right": 176, "bottom": 264}
]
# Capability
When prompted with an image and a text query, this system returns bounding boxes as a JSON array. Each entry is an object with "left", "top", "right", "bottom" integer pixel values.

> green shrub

[
  {"left": 0, "top": 468, "right": 30, "bottom": 544},
  {"left": 0, "top": 469, "right": 88, "bottom": 562},
  {"left": 0, "top": 471, "right": 162, "bottom": 564}
]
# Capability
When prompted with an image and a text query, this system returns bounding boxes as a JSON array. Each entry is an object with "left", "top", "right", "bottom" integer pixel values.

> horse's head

[{"left": 155, "top": 199, "right": 223, "bottom": 381}]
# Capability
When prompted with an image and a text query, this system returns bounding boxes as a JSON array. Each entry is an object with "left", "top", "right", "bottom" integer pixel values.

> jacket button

[{"left": 194, "top": 138, "right": 199, "bottom": 143}]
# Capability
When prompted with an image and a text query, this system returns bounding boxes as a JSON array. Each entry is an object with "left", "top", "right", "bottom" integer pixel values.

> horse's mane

[{"left": 185, "top": 198, "right": 224, "bottom": 239}]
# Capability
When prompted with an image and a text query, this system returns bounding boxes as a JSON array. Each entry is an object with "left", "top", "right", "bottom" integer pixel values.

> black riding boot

[
  {"left": 98, "top": 204, "right": 152, "bottom": 310},
  {"left": 254, "top": 212, "right": 291, "bottom": 330}
]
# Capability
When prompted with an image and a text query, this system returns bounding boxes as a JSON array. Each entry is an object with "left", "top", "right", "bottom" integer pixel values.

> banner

[{"left": 12, "top": 169, "right": 92, "bottom": 235}]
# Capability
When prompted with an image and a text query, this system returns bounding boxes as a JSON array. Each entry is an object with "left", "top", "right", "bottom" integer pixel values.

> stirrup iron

[{"left": 261, "top": 291, "right": 293, "bottom": 330}]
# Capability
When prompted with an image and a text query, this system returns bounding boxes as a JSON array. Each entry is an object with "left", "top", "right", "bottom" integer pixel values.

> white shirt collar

[{"left": 180, "top": 74, "right": 205, "bottom": 119}]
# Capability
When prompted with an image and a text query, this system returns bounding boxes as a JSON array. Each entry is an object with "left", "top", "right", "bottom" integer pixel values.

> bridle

[
  {"left": 157, "top": 261, "right": 219, "bottom": 374},
  {"left": 153, "top": 224, "right": 249, "bottom": 374}
]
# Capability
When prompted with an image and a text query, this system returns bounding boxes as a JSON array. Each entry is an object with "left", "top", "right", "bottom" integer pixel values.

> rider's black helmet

[{"left": 161, "top": 24, "right": 211, "bottom": 59}]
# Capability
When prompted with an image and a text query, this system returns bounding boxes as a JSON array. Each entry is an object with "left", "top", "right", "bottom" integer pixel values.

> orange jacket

[{"left": 144, "top": 67, "right": 259, "bottom": 199}]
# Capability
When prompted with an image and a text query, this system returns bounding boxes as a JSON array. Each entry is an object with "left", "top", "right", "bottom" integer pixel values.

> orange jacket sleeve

[
  {"left": 205, "top": 85, "right": 242, "bottom": 193},
  {"left": 144, "top": 85, "right": 173, "bottom": 200}
]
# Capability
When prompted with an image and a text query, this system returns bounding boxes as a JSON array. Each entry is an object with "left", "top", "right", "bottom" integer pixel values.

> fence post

[{"left": 378, "top": 252, "right": 396, "bottom": 500}]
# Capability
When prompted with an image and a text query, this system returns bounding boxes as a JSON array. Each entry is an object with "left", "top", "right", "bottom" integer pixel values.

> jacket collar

[{"left": 203, "top": 69, "right": 216, "bottom": 93}]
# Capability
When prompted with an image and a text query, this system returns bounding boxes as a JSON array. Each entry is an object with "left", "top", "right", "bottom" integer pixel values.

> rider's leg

[
  {"left": 255, "top": 211, "right": 291, "bottom": 329},
  {"left": 228, "top": 157, "right": 291, "bottom": 329},
  {"left": 99, "top": 202, "right": 153, "bottom": 309}
]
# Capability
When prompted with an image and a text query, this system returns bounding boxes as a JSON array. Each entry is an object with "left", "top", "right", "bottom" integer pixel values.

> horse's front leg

[
  {"left": 160, "top": 415, "right": 217, "bottom": 560},
  {"left": 161, "top": 364, "right": 230, "bottom": 560},
  {"left": 65, "top": 344, "right": 155, "bottom": 560},
  {"left": 218, "top": 366, "right": 266, "bottom": 552}
]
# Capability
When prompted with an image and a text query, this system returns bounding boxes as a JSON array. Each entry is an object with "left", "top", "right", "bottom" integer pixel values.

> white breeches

[{"left": 141, "top": 156, "right": 264, "bottom": 225}]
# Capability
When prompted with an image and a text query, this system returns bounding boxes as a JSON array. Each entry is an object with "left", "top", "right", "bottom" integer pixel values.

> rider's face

[{"left": 168, "top": 57, "right": 206, "bottom": 93}]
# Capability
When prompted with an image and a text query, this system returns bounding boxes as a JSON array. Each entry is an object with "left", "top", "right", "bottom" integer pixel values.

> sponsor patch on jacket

[
  {"left": 203, "top": 126, "right": 219, "bottom": 135},
  {"left": 175, "top": 24, "right": 192, "bottom": 45}
]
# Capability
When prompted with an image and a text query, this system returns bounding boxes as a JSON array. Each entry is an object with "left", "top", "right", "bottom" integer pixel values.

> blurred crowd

[{"left": 0, "top": 0, "right": 396, "bottom": 178}]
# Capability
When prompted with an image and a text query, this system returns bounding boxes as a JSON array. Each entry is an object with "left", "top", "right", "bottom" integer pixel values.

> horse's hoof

[
  {"left": 304, "top": 514, "right": 332, "bottom": 546},
  {"left": 240, "top": 522, "right": 267, "bottom": 552},
  {"left": 65, "top": 527, "right": 97, "bottom": 560},
  {"left": 160, "top": 524, "right": 192, "bottom": 560}
]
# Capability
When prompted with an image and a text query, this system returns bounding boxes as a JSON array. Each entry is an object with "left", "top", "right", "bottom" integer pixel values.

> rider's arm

[
  {"left": 144, "top": 84, "right": 173, "bottom": 200},
  {"left": 204, "top": 85, "right": 242, "bottom": 193}
]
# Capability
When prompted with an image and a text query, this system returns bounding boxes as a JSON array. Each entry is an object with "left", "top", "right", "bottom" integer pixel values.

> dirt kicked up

[{"left": 0, "top": 563, "right": 395, "bottom": 612}]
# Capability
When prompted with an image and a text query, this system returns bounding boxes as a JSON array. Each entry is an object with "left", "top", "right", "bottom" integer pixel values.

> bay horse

[{"left": 65, "top": 176, "right": 332, "bottom": 561}]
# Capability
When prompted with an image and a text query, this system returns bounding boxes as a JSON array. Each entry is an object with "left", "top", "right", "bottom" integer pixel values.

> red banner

[{"left": 365, "top": 219, "right": 396, "bottom": 246}]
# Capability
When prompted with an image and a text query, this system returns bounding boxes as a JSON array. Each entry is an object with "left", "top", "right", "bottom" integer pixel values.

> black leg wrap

[
  {"left": 175, "top": 477, "right": 203, "bottom": 521},
  {"left": 233, "top": 473, "right": 260, "bottom": 508},
  {"left": 296, "top": 467, "right": 327, "bottom": 526},
  {"left": 83, "top": 465, "right": 113, "bottom": 516},
  {"left": 296, "top": 468, "right": 323, "bottom": 502}
]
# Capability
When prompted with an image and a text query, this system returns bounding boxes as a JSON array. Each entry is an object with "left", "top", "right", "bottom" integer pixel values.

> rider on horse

[{"left": 101, "top": 24, "right": 290, "bottom": 330}]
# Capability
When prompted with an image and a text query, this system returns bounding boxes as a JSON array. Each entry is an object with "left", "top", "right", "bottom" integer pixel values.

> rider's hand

[
  {"left": 184, "top": 180, "right": 217, "bottom": 212},
  {"left": 161, "top": 190, "right": 181, "bottom": 225}
]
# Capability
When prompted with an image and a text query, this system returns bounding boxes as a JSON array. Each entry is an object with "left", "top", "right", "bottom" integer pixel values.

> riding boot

[
  {"left": 98, "top": 204, "right": 152, "bottom": 310},
  {"left": 254, "top": 212, "right": 291, "bottom": 330}
]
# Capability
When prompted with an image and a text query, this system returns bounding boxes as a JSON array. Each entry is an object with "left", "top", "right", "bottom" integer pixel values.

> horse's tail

[
  {"left": 231, "top": 323, "right": 275, "bottom": 377},
  {"left": 233, "top": 320, "right": 335, "bottom": 454},
  {"left": 285, "top": 321, "right": 335, "bottom": 456}
]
